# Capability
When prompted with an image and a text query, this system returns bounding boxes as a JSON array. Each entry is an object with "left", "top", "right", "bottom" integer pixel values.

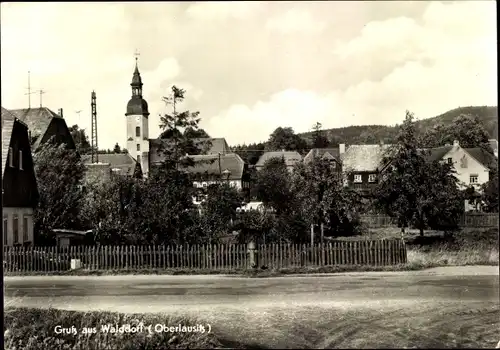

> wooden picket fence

[
  {"left": 3, "top": 240, "right": 407, "bottom": 273},
  {"left": 361, "top": 213, "right": 499, "bottom": 228}
]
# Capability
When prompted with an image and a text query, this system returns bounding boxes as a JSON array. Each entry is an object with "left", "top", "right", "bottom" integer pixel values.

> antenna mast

[
  {"left": 24, "top": 71, "right": 35, "bottom": 108},
  {"left": 91, "top": 91, "right": 99, "bottom": 163},
  {"left": 38, "top": 89, "right": 46, "bottom": 107}
]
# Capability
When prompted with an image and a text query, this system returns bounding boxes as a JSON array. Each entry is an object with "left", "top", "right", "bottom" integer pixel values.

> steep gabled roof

[
  {"left": 186, "top": 153, "right": 245, "bottom": 180},
  {"left": 192, "top": 138, "right": 230, "bottom": 154},
  {"left": 8, "top": 107, "right": 61, "bottom": 137},
  {"left": 420, "top": 145, "right": 496, "bottom": 170},
  {"left": 463, "top": 147, "right": 497, "bottom": 170},
  {"left": 81, "top": 153, "right": 138, "bottom": 176},
  {"left": 256, "top": 151, "right": 303, "bottom": 167},
  {"left": 340, "top": 144, "right": 392, "bottom": 172},
  {"left": 304, "top": 148, "right": 340, "bottom": 164},
  {"left": 149, "top": 137, "right": 231, "bottom": 165},
  {"left": 1, "top": 107, "right": 16, "bottom": 179},
  {"left": 421, "top": 145, "right": 454, "bottom": 162}
]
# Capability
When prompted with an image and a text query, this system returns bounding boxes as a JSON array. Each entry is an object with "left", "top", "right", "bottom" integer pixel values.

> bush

[{"left": 4, "top": 308, "right": 222, "bottom": 350}]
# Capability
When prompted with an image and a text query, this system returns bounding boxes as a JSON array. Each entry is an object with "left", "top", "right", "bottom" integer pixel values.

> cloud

[
  {"left": 185, "top": 2, "right": 261, "bottom": 21},
  {"left": 266, "top": 8, "right": 327, "bottom": 35},
  {"left": 206, "top": 1, "right": 496, "bottom": 146}
]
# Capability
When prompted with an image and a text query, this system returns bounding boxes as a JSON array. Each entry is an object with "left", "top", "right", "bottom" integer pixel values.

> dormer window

[
  {"left": 447, "top": 157, "right": 453, "bottom": 164},
  {"left": 19, "top": 150, "right": 23, "bottom": 170},
  {"left": 8, "top": 147, "right": 14, "bottom": 167}
]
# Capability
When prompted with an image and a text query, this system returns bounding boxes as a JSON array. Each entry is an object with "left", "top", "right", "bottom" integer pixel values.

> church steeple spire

[{"left": 131, "top": 50, "right": 143, "bottom": 97}]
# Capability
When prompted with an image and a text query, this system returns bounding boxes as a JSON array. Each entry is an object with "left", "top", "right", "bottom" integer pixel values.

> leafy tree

[
  {"left": 184, "top": 127, "right": 210, "bottom": 139},
  {"left": 69, "top": 125, "right": 91, "bottom": 154},
  {"left": 266, "top": 127, "right": 308, "bottom": 153},
  {"left": 113, "top": 143, "right": 122, "bottom": 153},
  {"left": 156, "top": 85, "right": 206, "bottom": 170},
  {"left": 33, "top": 139, "right": 86, "bottom": 244},
  {"left": 419, "top": 122, "right": 450, "bottom": 148},
  {"left": 199, "top": 183, "right": 245, "bottom": 244},
  {"left": 311, "top": 122, "right": 330, "bottom": 148},
  {"left": 233, "top": 142, "right": 266, "bottom": 165},
  {"left": 234, "top": 210, "right": 274, "bottom": 244},
  {"left": 255, "top": 157, "right": 296, "bottom": 215},
  {"left": 420, "top": 114, "right": 492, "bottom": 151},
  {"left": 374, "top": 111, "right": 463, "bottom": 236},
  {"left": 481, "top": 166, "right": 499, "bottom": 212},
  {"left": 292, "top": 158, "right": 364, "bottom": 238},
  {"left": 144, "top": 85, "right": 214, "bottom": 244},
  {"left": 80, "top": 174, "right": 145, "bottom": 244}
]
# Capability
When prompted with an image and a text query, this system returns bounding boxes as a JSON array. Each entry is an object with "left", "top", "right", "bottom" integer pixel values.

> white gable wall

[{"left": 442, "top": 146, "right": 489, "bottom": 189}]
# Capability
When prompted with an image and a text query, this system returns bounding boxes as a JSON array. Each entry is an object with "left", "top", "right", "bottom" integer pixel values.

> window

[
  {"left": 19, "top": 150, "right": 23, "bottom": 170},
  {"left": 9, "top": 147, "right": 14, "bottom": 167},
  {"left": 136, "top": 144, "right": 140, "bottom": 151},
  {"left": 368, "top": 174, "right": 377, "bottom": 183},
  {"left": 3, "top": 216, "right": 7, "bottom": 246},
  {"left": 447, "top": 157, "right": 453, "bottom": 164},
  {"left": 13, "top": 214, "right": 18, "bottom": 244},
  {"left": 23, "top": 216, "right": 29, "bottom": 242},
  {"left": 353, "top": 174, "right": 362, "bottom": 183},
  {"left": 470, "top": 175, "right": 478, "bottom": 184},
  {"left": 135, "top": 126, "right": 140, "bottom": 137}
]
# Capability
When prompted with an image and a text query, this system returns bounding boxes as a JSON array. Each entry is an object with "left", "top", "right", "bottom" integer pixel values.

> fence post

[{"left": 247, "top": 241, "right": 256, "bottom": 269}]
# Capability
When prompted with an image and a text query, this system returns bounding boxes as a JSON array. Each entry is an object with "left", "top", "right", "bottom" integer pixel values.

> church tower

[{"left": 125, "top": 55, "right": 150, "bottom": 176}]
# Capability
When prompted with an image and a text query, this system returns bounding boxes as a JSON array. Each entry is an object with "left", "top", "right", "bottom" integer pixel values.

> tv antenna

[
  {"left": 24, "top": 71, "right": 36, "bottom": 108},
  {"left": 38, "top": 89, "right": 46, "bottom": 107}
]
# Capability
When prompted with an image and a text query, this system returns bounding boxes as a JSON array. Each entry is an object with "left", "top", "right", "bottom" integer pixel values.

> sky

[{"left": 1, "top": 1, "right": 497, "bottom": 150}]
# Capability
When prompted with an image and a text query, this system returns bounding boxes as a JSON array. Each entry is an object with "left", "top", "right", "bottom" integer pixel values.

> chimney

[
  {"left": 58, "top": 108, "right": 63, "bottom": 118},
  {"left": 453, "top": 140, "right": 460, "bottom": 147},
  {"left": 339, "top": 143, "right": 345, "bottom": 154},
  {"left": 380, "top": 140, "right": 384, "bottom": 146}
]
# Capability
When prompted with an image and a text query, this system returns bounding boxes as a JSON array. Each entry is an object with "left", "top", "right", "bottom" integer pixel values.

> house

[
  {"left": 255, "top": 150, "right": 303, "bottom": 172},
  {"left": 148, "top": 137, "right": 230, "bottom": 169},
  {"left": 187, "top": 153, "right": 250, "bottom": 204},
  {"left": 423, "top": 140, "right": 495, "bottom": 189},
  {"left": 6, "top": 107, "right": 76, "bottom": 151},
  {"left": 422, "top": 140, "right": 496, "bottom": 211},
  {"left": 81, "top": 153, "right": 141, "bottom": 179},
  {"left": 340, "top": 143, "right": 392, "bottom": 195},
  {"left": 303, "top": 147, "right": 342, "bottom": 171},
  {"left": 2, "top": 107, "right": 39, "bottom": 247}
]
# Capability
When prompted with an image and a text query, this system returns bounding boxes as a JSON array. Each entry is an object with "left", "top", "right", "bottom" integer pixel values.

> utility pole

[
  {"left": 91, "top": 91, "right": 98, "bottom": 163},
  {"left": 24, "top": 71, "right": 36, "bottom": 109},
  {"left": 38, "top": 89, "right": 46, "bottom": 108}
]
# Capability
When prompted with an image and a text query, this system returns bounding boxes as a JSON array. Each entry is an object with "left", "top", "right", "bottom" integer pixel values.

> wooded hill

[{"left": 299, "top": 106, "right": 498, "bottom": 145}]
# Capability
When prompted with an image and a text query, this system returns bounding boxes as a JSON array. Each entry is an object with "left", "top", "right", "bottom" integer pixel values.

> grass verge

[{"left": 4, "top": 307, "right": 229, "bottom": 350}]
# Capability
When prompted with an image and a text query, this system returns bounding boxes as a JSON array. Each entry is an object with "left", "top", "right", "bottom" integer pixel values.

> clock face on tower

[{"left": 135, "top": 116, "right": 141, "bottom": 123}]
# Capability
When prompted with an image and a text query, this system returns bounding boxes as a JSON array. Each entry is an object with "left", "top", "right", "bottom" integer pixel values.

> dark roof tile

[
  {"left": 81, "top": 153, "right": 138, "bottom": 176},
  {"left": 149, "top": 137, "right": 230, "bottom": 164},
  {"left": 256, "top": 151, "right": 303, "bottom": 167},
  {"left": 303, "top": 148, "right": 340, "bottom": 164},
  {"left": 341, "top": 144, "right": 393, "bottom": 172},
  {"left": 186, "top": 153, "right": 245, "bottom": 180},
  {"left": 1, "top": 107, "right": 16, "bottom": 179}
]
